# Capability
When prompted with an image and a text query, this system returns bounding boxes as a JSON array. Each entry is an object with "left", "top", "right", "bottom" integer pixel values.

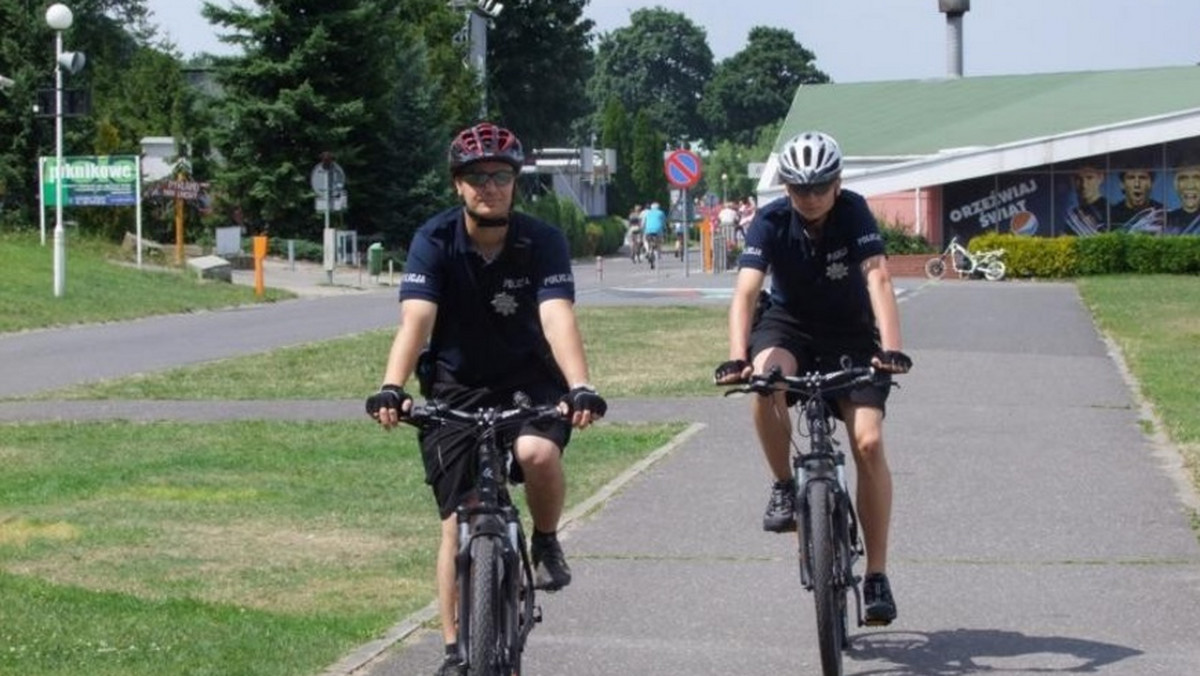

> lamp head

[
  {"left": 0, "top": 74, "right": 14, "bottom": 91},
  {"left": 57, "top": 51, "right": 86, "bottom": 75},
  {"left": 46, "top": 3, "right": 73, "bottom": 31}
]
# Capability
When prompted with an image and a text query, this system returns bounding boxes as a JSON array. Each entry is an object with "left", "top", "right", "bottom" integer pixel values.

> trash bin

[{"left": 367, "top": 242, "right": 383, "bottom": 276}]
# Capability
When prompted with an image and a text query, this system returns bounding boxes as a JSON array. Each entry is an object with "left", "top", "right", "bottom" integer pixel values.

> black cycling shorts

[
  {"left": 748, "top": 303, "right": 891, "bottom": 416},
  {"left": 420, "top": 379, "right": 571, "bottom": 520}
]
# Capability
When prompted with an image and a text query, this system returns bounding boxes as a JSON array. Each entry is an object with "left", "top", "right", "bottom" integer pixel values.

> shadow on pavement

[{"left": 848, "top": 628, "right": 1141, "bottom": 674}]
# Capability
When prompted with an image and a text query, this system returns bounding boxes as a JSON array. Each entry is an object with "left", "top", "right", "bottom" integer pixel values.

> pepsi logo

[{"left": 1010, "top": 210, "right": 1039, "bottom": 236}]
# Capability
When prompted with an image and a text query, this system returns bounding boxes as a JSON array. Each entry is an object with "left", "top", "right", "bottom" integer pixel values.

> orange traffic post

[
  {"left": 701, "top": 218, "right": 713, "bottom": 273},
  {"left": 253, "top": 235, "right": 268, "bottom": 297}
]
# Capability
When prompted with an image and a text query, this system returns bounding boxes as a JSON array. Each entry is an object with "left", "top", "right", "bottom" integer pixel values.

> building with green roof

[{"left": 758, "top": 65, "right": 1200, "bottom": 242}]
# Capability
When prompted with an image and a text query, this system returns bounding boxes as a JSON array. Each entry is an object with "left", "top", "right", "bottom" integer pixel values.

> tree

[
  {"left": 599, "top": 96, "right": 636, "bottom": 216},
  {"left": 405, "top": 0, "right": 482, "bottom": 135},
  {"left": 587, "top": 7, "right": 713, "bottom": 144},
  {"left": 487, "top": 0, "right": 594, "bottom": 150},
  {"left": 704, "top": 140, "right": 758, "bottom": 204},
  {"left": 203, "top": 0, "right": 407, "bottom": 241},
  {"left": 701, "top": 27, "right": 829, "bottom": 146},
  {"left": 370, "top": 23, "right": 454, "bottom": 247},
  {"left": 629, "top": 110, "right": 668, "bottom": 208}
]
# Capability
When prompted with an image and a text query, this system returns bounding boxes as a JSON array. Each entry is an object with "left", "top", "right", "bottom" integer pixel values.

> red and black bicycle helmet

[{"left": 448, "top": 122, "right": 525, "bottom": 174}]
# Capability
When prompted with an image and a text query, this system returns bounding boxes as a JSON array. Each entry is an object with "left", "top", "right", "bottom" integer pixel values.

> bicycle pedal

[{"left": 533, "top": 605, "right": 543, "bottom": 623}]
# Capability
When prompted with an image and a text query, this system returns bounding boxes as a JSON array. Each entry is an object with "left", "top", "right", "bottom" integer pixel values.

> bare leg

[
  {"left": 750, "top": 347, "right": 798, "bottom": 482},
  {"left": 515, "top": 435, "right": 565, "bottom": 534},
  {"left": 840, "top": 402, "right": 892, "bottom": 574},
  {"left": 436, "top": 514, "right": 458, "bottom": 644}
]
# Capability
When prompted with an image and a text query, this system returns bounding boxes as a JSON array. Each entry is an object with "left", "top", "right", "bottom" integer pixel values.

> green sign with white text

[{"left": 41, "top": 155, "right": 139, "bottom": 207}]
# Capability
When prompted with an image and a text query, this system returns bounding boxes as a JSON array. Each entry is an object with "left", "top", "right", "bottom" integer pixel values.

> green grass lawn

[
  {"left": 0, "top": 420, "right": 683, "bottom": 676},
  {"left": 1076, "top": 275, "right": 1200, "bottom": 494},
  {"left": 0, "top": 231, "right": 291, "bottom": 333}
]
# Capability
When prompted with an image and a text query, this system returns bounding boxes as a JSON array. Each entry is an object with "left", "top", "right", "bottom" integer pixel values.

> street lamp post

[
  {"left": 449, "top": 0, "right": 503, "bottom": 119},
  {"left": 46, "top": 3, "right": 84, "bottom": 298},
  {"left": 721, "top": 172, "right": 728, "bottom": 204}
]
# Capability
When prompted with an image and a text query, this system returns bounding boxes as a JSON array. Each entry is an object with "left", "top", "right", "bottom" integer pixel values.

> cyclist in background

[
  {"left": 640, "top": 201, "right": 667, "bottom": 269},
  {"left": 627, "top": 204, "right": 644, "bottom": 263},
  {"left": 366, "top": 122, "right": 608, "bottom": 676},
  {"left": 713, "top": 131, "right": 912, "bottom": 627}
]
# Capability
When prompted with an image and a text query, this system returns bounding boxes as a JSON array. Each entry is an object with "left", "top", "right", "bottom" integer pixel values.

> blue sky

[{"left": 146, "top": 0, "right": 1200, "bottom": 83}]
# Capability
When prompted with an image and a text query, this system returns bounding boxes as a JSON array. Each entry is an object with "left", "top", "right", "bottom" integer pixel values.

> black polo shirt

[
  {"left": 400, "top": 208, "right": 575, "bottom": 387},
  {"left": 738, "top": 190, "right": 885, "bottom": 335}
]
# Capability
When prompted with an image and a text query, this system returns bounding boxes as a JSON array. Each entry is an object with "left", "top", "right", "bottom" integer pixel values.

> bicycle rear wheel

[
  {"left": 924, "top": 257, "right": 946, "bottom": 279},
  {"left": 467, "top": 536, "right": 503, "bottom": 676},
  {"left": 807, "top": 480, "right": 845, "bottom": 676}
]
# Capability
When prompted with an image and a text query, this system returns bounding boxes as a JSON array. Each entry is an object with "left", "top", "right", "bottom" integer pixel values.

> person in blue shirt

[
  {"left": 366, "top": 122, "right": 607, "bottom": 676},
  {"left": 713, "top": 131, "right": 911, "bottom": 627},
  {"left": 640, "top": 201, "right": 667, "bottom": 268}
]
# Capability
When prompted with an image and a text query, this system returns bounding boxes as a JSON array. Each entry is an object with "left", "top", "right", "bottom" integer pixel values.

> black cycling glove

[
  {"left": 365, "top": 384, "right": 412, "bottom": 416},
  {"left": 713, "top": 359, "right": 751, "bottom": 383},
  {"left": 561, "top": 385, "right": 607, "bottom": 417},
  {"left": 873, "top": 350, "right": 913, "bottom": 373}
]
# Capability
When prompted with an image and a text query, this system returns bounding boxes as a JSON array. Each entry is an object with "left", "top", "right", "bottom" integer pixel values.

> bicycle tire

[
  {"left": 808, "top": 480, "right": 844, "bottom": 676},
  {"left": 467, "top": 536, "right": 503, "bottom": 676},
  {"left": 983, "top": 261, "right": 1006, "bottom": 281},
  {"left": 924, "top": 257, "right": 946, "bottom": 279}
]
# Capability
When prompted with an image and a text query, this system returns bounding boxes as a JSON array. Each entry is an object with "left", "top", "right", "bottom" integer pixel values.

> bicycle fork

[
  {"left": 794, "top": 458, "right": 867, "bottom": 627},
  {"left": 455, "top": 507, "right": 542, "bottom": 671}
]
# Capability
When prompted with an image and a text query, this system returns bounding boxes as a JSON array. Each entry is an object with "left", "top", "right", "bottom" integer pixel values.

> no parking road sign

[{"left": 664, "top": 149, "right": 702, "bottom": 189}]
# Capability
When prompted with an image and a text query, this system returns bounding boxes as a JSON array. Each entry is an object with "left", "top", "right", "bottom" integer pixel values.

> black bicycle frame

[
  {"left": 794, "top": 395, "right": 861, "bottom": 598},
  {"left": 454, "top": 409, "right": 537, "bottom": 667}
]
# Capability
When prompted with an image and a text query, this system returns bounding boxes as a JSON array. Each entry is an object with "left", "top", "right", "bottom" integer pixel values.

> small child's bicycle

[{"left": 924, "top": 235, "right": 1006, "bottom": 281}]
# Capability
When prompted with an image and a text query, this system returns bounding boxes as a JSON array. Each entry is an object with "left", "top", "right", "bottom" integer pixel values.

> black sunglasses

[
  {"left": 787, "top": 181, "right": 836, "bottom": 197},
  {"left": 460, "top": 169, "right": 516, "bottom": 187}
]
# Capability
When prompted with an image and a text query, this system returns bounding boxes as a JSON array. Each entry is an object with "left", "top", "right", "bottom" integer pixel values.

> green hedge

[
  {"left": 518, "top": 194, "right": 623, "bottom": 258},
  {"left": 967, "top": 233, "right": 1200, "bottom": 278}
]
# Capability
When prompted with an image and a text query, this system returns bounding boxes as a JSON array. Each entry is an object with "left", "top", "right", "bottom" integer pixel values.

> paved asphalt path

[{"left": 3, "top": 252, "right": 1199, "bottom": 676}]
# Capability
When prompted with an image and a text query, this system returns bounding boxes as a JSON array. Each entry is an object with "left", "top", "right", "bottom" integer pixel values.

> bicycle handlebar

[
  {"left": 723, "top": 365, "right": 881, "bottom": 398},
  {"left": 402, "top": 400, "right": 564, "bottom": 431}
]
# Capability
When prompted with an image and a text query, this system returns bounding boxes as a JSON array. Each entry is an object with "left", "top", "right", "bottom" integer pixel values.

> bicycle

[
  {"left": 644, "top": 232, "right": 662, "bottom": 270},
  {"left": 403, "top": 397, "right": 563, "bottom": 676},
  {"left": 628, "top": 228, "right": 644, "bottom": 263},
  {"left": 924, "top": 235, "right": 1006, "bottom": 281},
  {"left": 725, "top": 362, "right": 893, "bottom": 676}
]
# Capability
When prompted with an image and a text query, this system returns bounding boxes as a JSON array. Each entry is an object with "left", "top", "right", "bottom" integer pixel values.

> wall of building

[
  {"left": 938, "top": 137, "right": 1200, "bottom": 245},
  {"left": 866, "top": 187, "right": 942, "bottom": 241}
]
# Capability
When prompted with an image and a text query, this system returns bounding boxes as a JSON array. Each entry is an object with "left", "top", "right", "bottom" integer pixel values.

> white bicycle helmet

[{"left": 777, "top": 131, "right": 843, "bottom": 186}]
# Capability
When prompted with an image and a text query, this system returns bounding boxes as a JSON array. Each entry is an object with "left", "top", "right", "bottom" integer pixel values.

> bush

[
  {"left": 1127, "top": 234, "right": 1200, "bottom": 274},
  {"left": 966, "top": 232, "right": 1200, "bottom": 277},
  {"left": 1076, "top": 232, "right": 1129, "bottom": 274},
  {"left": 880, "top": 224, "right": 935, "bottom": 255},
  {"left": 267, "top": 237, "right": 323, "bottom": 263},
  {"left": 520, "top": 194, "right": 588, "bottom": 257}
]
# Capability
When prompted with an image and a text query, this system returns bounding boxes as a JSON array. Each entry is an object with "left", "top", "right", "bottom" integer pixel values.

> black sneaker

[
  {"left": 863, "top": 572, "right": 897, "bottom": 626},
  {"left": 763, "top": 479, "right": 797, "bottom": 532},
  {"left": 435, "top": 654, "right": 466, "bottom": 676},
  {"left": 530, "top": 532, "right": 572, "bottom": 592}
]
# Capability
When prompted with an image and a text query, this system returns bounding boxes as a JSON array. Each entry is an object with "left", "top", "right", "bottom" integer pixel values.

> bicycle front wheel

[
  {"left": 924, "top": 257, "right": 946, "bottom": 279},
  {"left": 807, "top": 480, "right": 845, "bottom": 676},
  {"left": 467, "top": 536, "right": 503, "bottom": 676}
]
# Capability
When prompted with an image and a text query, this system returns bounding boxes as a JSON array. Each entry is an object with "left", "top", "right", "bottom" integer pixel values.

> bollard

[
  {"left": 252, "top": 235, "right": 268, "bottom": 297},
  {"left": 595, "top": 256, "right": 603, "bottom": 282}
]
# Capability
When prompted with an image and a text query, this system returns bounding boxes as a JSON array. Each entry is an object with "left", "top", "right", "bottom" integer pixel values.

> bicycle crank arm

[{"left": 850, "top": 574, "right": 867, "bottom": 628}]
